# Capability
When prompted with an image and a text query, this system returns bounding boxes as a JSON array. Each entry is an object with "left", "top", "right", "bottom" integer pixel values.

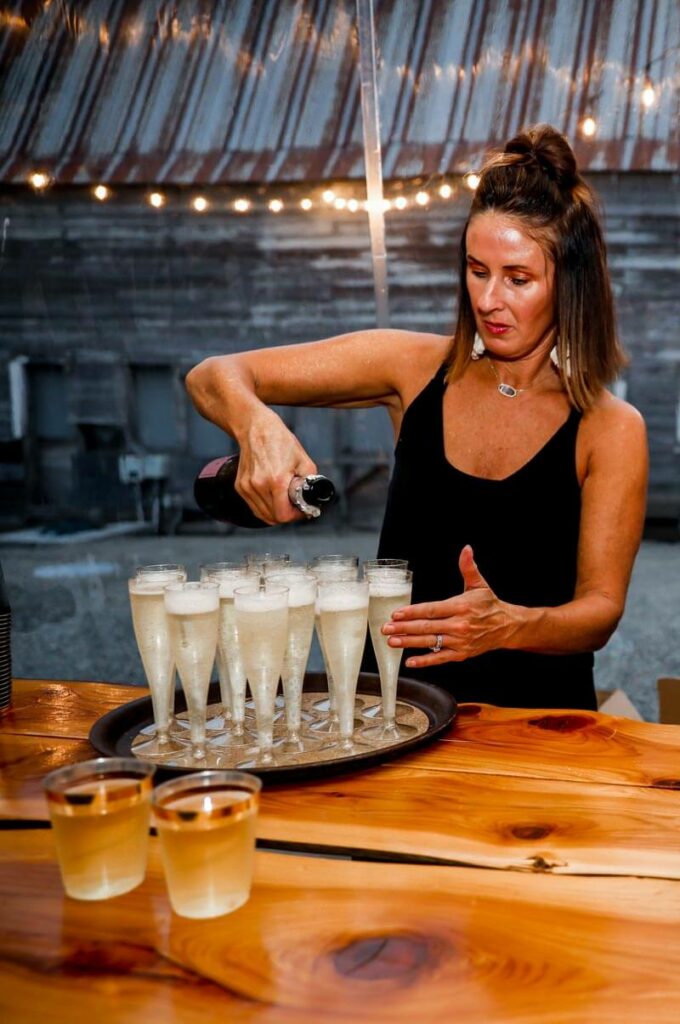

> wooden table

[{"left": 2, "top": 679, "right": 680, "bottom": 1022}]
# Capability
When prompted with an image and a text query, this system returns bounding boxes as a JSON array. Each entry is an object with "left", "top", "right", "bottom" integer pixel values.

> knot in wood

[
  {"left": 332, "top": 934, "right": 433, "bottom": 982},
  {"left": 527, "top": 713, "right": 594, "bottom": 733},
  {"left": 652, "top": 778, "right": 680, "bottom": 790},
  {"left": 457, "top": 703, "right": 482, "bottom": 717},
  {"left": 510, "top": 824, "right": 553, "bottom": 841}
]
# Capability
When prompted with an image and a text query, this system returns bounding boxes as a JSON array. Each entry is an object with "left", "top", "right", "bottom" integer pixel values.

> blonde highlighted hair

[{"left": 447, "top": 124, "right": 627, "bottom": 410}]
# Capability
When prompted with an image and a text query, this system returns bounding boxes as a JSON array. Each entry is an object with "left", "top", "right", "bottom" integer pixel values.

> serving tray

[{"left": 89, "top": 672, "right": 457, "bottom": 785}]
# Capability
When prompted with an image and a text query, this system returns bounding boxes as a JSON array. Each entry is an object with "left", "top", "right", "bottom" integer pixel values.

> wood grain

[
  {"left": 400, "top": 703, "right": 680, "bottom": 789},
  {"left": 259, "top": 764, "right": 680, "bottom": 877},
  {"left": 1, "top": 831, "right": 679, "bottom": 1024},
  {"left": 5, "top": 679, "right": 147, "bottom": 739},
  {"left": 0, "top": 734, "right": 96, "bottom": 820}
]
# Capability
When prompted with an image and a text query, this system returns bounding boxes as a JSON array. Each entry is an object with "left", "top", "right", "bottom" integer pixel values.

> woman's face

[{"left": 465, "top": 211, "right": 556, "bottom": 359}]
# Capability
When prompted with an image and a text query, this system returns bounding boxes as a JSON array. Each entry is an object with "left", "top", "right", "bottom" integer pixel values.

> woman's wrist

[{"left": 502, "top": 602, "right": 544, "bottom": 651}]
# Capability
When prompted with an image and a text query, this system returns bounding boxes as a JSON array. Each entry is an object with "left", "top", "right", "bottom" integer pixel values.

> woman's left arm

[{"left": 385, "top": 399, "right": 648, "bottom": 668}]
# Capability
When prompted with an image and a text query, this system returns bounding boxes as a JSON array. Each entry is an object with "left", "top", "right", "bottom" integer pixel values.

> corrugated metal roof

[{"left": 0, "top": 0, "right": 677, "bottom": 184}]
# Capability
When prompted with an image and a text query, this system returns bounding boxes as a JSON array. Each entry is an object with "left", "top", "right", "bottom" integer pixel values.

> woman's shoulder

[
  {"left": 578, "top": 390, "right": 648, "bottom": 470},
  {"left": 383, "top": 330, "right": 452, "bottom": 406}
]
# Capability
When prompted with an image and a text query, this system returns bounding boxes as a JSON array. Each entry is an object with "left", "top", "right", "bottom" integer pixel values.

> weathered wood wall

[{"left": 0, "top": 173, "right": 677, "bottom": 526}]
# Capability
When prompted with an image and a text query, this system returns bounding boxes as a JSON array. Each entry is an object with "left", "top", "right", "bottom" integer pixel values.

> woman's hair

[{"left": 447, "top": 124, "right": 627, "bottom": 410}]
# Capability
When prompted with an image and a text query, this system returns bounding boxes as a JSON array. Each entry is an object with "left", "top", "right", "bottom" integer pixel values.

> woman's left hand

[{"left": 382, "top": 545, "right": 519, "bottom": 667}]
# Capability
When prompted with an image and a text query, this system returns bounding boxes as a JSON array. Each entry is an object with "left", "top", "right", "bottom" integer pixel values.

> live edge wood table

[{"left": 2, "top": 681, "right": 680, "bottom": 1023}]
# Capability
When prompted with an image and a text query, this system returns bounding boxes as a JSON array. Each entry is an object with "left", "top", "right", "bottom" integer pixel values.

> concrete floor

[{"left": 3, "top": 528, "right": 678, "bottom": 722}]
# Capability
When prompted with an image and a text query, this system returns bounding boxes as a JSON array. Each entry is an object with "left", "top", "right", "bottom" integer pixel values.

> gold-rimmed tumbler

[{"left": 153, "top": 770, "right": 261, "bottom": 919}]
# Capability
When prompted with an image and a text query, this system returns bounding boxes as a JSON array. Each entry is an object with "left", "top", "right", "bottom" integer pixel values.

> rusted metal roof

[{"left": 0, "top": 0, "right": 677, "bottom": 184}]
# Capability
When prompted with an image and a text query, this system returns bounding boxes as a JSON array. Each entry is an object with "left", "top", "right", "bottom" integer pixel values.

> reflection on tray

[{"left": 132, "top": 692, "right": 428, "bottom": 770}]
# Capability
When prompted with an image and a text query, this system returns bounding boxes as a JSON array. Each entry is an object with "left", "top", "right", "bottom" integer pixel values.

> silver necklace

[{"left": 487, "top": 358, "right": 526, "bottom": 398}]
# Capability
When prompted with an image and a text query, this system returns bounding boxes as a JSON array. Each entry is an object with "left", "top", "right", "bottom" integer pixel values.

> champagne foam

[
  {"left": 234, "top": 591, "right": 288, "bottom": 613},
  {"left": 210, "top": 573, "right": 258, "bottom": 598},
  {"left": 129, "top": 579, "right": 165, "bottom": 596},
  {"left": 164, "top": 589, "right": 218, "bottom": 615},
  {"left": 317, "top": 592, "right": 368, "bottom": 613},
  {"left": 369, "top": 582, "right": 411, "bottom": 599}
]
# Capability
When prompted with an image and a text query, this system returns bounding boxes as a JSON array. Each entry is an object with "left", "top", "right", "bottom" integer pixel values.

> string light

[
  {"left": 28, "top": 171, "right": 50, "bottom": 191},
  {"left": 641, "top": 80, "right": 656, "bottom": 108},
  {"left": 32, "top": 175, "right": 475, "bottom": 215},
  {"left": 580, "top": 116, "right": 597, "bottom": 137}
]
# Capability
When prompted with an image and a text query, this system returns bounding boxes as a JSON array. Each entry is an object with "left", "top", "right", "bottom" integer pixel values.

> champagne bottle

[
  {"left": 194, "top": 454, "right": 335, "bottom": 528},
  {"left": 0, "top": 561, "right": 11, "bottom": 713}
]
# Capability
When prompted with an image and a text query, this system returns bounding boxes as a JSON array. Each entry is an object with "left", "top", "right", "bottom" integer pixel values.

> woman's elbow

[
  {"left": 185, "top": 358, "right": 212, "bottom": 401},
  {"left": 591, "top": 598, "right": 625, "bottom": 651}
]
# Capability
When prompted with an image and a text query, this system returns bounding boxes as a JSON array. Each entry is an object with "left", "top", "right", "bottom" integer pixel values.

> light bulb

[
  {"left": 93, "top": 185, "right": 110, "bottom": 201},
  {"left": 347, "top": 198, "right": 359, "bottom": 212},
  {"left": 269, "top": 199, "right": 283, "bottom": 213},
  {"left": 581, "top": 116, "right": 597, "bottom": 137},
  {"left": 439, "top": 183, "right": 452, "bottom": 199},
  {"left": 641, "top": 83, "right": 656, "bottom": 108},
  {"left": 415, "top": 191, "right": 429, "bottom": 206},
  {"left": 334, "top": 197, "right": 346, "bottom": 210},
  {"left": 463, "top": 172, "right": 480, "bottom": 191},
  {"left": 29, "top": 172, "right": 50, "bottom": 190},
  {"left": 192, "top": 196, "right": 208, "bottom": 212},
  {"left": 300, "top": 198, "right": 312, "bottom": 210},
  {"left": 322, "top": 189, "right": 335, "bottom": 204},
  {"left": 234, "top": 198, "right": 251, "bottom": 212},
  {"left": 148, "top": 191, "right": 165, "bottom": 208},
  {"left": 394, "top": 196, "right": 408, "bottom": 210}
]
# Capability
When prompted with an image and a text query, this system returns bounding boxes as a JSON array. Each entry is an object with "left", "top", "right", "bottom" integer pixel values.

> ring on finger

[{"left": 431, "top": 633, "right": 443, "bottom": 653}]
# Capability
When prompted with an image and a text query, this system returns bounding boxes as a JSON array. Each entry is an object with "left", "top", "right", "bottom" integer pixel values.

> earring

[
  {"left": 471, "top": 332, "right": 486, "bottom": 360},
  {"left": 550, "top": 339, "right": 572, "bottom": 377}
]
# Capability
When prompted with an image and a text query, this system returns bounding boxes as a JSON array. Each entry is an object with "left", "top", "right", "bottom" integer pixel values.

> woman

[{"left": 186, "top": 124, "right": 648, "bottom": 711}]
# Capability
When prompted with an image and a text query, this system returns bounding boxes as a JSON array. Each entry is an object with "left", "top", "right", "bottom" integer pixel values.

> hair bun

[{"left": 504, "top": 124, "right": 579, "bottom": 190}]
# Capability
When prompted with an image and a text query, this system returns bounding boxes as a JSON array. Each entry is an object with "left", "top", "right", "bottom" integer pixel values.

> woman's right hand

[{"left": 235, "top": 408, "right": 319, "bottom": 525}]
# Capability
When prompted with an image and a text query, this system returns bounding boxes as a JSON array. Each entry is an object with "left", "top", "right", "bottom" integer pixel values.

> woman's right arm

[{"left": 186, "top": 328, "right": 448, "bottom": 523}]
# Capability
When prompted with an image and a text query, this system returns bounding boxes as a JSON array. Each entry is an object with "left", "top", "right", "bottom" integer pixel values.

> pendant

[{"left": 497, "top": 383, "right": 520, "bottom": 398}]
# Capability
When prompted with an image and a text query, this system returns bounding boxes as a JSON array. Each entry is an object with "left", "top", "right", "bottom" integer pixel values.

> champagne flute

[
  {"left": 164, "top": 581, "right": 219, "bottom": 762},
  {"left": 200, "top": 562, "right": 258, "bottom": 738},
  {"left": 309, "top": 556, "right": 359, "bottom": 726},
  {"left": 317, "top": 579, "right": 369, "bottom": 754},
  {"left": 233, "top": 582, "right": 289, "bottom": 766},
  {"left": 363, "top": 568, "right": 414, "bottom": 740},
  {"left": 267, "top": 570, "right": 319, "bottom": 751},
  {"left": 244, "top": 552, "right": 291, "bottom": 574},
  {"left": 128, "top": 564, "right": 187, "bottom": 758}
]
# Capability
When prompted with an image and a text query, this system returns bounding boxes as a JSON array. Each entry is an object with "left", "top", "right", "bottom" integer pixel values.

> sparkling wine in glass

[
  {"left": 128, "top": 565, "right": 187, "bottom": 757},
  {"left": 317, "top": 579, "right": 369, "bottom": 754},
  {"left": 200, "top": 562, "right": 258, "bottom": 738},
  {"left": 233, "top": 582, "right": 289, "bottom": 765},
  {"left": 309, "top": 556, "right": 359, "bottom": 725},
  {"left": 164, "top": 581, "right": 219, "bottom": 762},
  {"left": 365, "top": 568, "right": 413, "bottom": 740},
  {"left": 267, "top": 570, "right": 319, "bottom": 751}
]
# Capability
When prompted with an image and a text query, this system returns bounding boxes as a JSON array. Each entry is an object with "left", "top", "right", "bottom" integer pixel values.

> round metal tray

[{"left": 89, "top": 672, "right": 457, "bottom": 785}]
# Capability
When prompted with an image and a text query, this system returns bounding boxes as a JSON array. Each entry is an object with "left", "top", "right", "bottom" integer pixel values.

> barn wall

[{"left": 0, "top": 172, "right": 677, "bottom": 526}]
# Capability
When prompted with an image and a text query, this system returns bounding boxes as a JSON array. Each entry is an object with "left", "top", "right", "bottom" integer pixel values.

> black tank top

[{"left": 363, "top": 363, "right": 596, "bottom": 711}]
